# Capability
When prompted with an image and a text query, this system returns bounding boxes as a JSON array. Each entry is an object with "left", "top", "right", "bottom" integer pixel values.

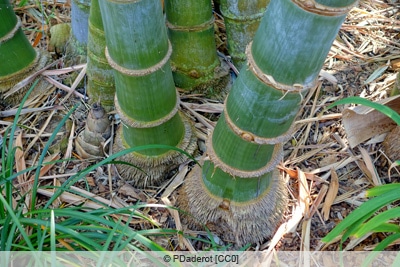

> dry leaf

[
  {"left": 310, "top": 184, "right": 328, "bottom": 219},
  {"left": 301, "top": 219, "right": 311, "bottom": 252},
  {"left": 279, "top": 165, "right": 327, "bottom": 185},
  {"left": 390, "top": 58, "right": 400, "bottom": 70},
  {"left": 298, "top": 168, "right": 311, "bottom": 219},
  {"left": 118, "top": 183, "right": 146, "bottom": 202},
  {"left": 321, "top": 169, "right": 339, "bottom": 221},
  {"left": 382, "top": 126, "right": 400, "bottom": 162},
  {"left": 318, "top": 154, "right": 340, "bottom": 168},
  {"left": 279, "top": 165, "right": 298, "bottom": 179},
  {"left": 359, "top": 147, "right": 381, "bottom": 186},
  {"left": 15, "top": 131, "right": 27, "bottom": 188},
  {"left": 15, "top": 131, "right": 30, "bottom": 212},
  {"left": 28, "top": 153, "right": 60, "bottom": 181},
  {"left": 342, "top": 95, "right": 400, "bottom": 148},
  {"left": 161, "top": 165, "right": 188, "bottom": 198}
]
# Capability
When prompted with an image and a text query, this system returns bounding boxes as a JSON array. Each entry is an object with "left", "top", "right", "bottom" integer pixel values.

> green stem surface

[
  {"left": 220, "top": 0, "right": 269, "bottom": 69},
  {"left": 86, "top": 0, "right": 115, "bottom": 111},
  {"left": 0, "top": 0, "right": 36, "bottom": 77},
  {"left": 204, "top": 0, "right": 357, "bottom": 206},
  {"left": 165, "top": 0, "right": 220, "bottom": 90},
  {"left": 99, "top": 0, "right": 187, "bottom": 156}
]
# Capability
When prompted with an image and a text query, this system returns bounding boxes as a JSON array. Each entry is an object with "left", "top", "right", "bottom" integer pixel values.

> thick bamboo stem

[
  {"left": 165, "top": 0, "right": 230, "bottom": 97},
  {"left": 181, "top": 0, "right": 358, "bottom": 245},
  {"left": 0, "top": 0, "right": 50, "bottom": 105},
  {"left": 86, "top": 0, "right": 115, "bottom": 111},
  {"left": 69, "top": 0, "right": 90, "bottom": 56},
  {"left": 99, "top": 0, "right": 196, "bottom": 187},
  {"left": 220, "top": 0, "right": 269, "bottom": 69}
]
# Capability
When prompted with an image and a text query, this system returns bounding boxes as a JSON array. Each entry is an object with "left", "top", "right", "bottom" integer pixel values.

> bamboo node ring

[
  {"left": 293, "top": 0, "right": 359, "bottom": 16},
  {"left": 246, "top": 42, "right": 315, "bottom": 94},
  {"left": 224, "top": 105, "right": 295, "bottom": 145},
  {"left": 206, "top": 129, "right": 283, "bottom": 178},
  {"left": 166, "top": 16, "right": 215, "bottom": 32},
  {"left": 114, "top": 91, "right": 180, "bottom": 129},
  {"left": 0, "top": 17, "right": 21, "bottom": 44},
  {"left": 105, "top": 40, "right": 173, "bottom": 76}
]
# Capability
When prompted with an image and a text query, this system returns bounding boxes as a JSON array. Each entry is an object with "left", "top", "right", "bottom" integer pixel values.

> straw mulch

[{"left": 2, "top": 0, "right": 399, "bottom": 252}]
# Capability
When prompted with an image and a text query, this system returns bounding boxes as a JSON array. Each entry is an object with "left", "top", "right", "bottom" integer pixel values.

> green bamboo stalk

[
  {"left": 66, "top": 0, "right": 91, "bottom": 59},
  {"left": 165, "top": 0, "right": 230, "bottom": 97},
  {"left": 0, "top": 0, "right": 50, "bottom": 105},
  {"left": 86, "top": 0, "right": 115, "bottom": 111},
  {"left": 180, "top": 0, "right": 357, "bottom": 245},
  {"left": 99, "top": 0, "right": 196, "bottom": 187},
  {"left": 220, "top": 0, "right": 269, "bottom": 69},
  {"left": 56, "top": 0, "right": 90, "bottom": 85}
]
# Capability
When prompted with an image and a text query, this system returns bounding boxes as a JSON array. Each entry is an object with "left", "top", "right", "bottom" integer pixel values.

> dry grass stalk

[
  {"left": 359, "top": 146, "right": 382, "bottom": 186},
  {"left": 321, "top": 169, "right": 339, "bottom": 221}
]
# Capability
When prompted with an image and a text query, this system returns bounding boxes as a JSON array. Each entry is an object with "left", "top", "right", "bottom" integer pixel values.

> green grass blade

[
  {"left": 37, "top": 208, "right": 169, "bottom": 251},
  {"left": 354, "top": 207, "right": 400, "bottom": 237},
  {"left": 4, "top": 205, "right": 22, "bottom": 251},
  {"left": 99, "top": 215, "right": 124, "bottom": 252},
  {"left": 1, "top": 165, "right": 43, "bottom": 186},
  {"left": 361, "top": 251, "right": 381, "bottom": 267},
  {"left": 369, "top": 223, "right": 400, "bottom": 234},
  {"left": 123, "top": 230, "right": 166, "bottom": 251},
  {"left": 111, "top": 223, "right": 132, "bottom": 251},
  {"left": 37, "top": 220, "right": 49, "bottom": 251},
  {"left": 50, "top": 210, "right": 56, "bottom": 251},
  {"left": 18, "top": 217, "right": 104, "bottom": 250},
  {"left": 0, "top": 206, "right": 12, "bottom": 249},
  {"left": 0, "top": 83, "right": 41, "bottom": 222},
  {"left": 31, "top": 104, "right": 78, "bottom": 211},
  {"left": 366, "top": 183, "right": 400, "bottom": 197},
  {"left": 340, "top": 212, "right": 373, "bottom": 243},
  {"left": 6, "top": 148, "right": 20, "bottom": 204},
  {"left": 322, "top": 189, "right": 400, "bottom": 243},
  {"left": 0, "top": 126, "right": 8, "bottom": 219},
  {"left": 373, "top": 233, "right": 400, "bottom": 251},
  {"left": 328, "top": 96, "right": 400, "bottom": 125},
  {"left": 0, "top": 194, "right": 35, "bottom": 250},
  {"left": 7, "top": 79, "right": 39, "bottom": 158},
  {"left": 3, "top": 80, "right": 40, "bottom": 209}
]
